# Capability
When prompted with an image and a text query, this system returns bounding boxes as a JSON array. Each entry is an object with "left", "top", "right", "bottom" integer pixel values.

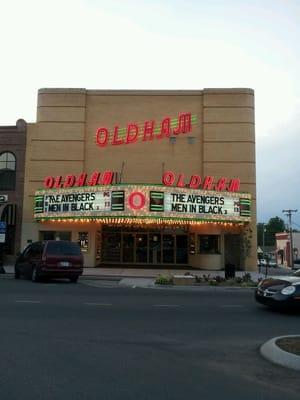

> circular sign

[{"left": 128, "top": 191, "right": 146, "bottom": 210}]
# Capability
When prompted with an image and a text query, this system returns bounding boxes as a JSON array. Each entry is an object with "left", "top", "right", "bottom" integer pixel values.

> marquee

[{"left": 34, "top": 184, "right": 251, "bottom": 224}]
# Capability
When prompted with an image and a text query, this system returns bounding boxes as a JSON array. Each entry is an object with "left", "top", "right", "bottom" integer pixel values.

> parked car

[
  {"left": 255, "top": 270, "right": 300, "bottom": 309},
  {"left": 257, "top": 259, "right": 277, "bottom": 268},
  {"left": 257, "top": 259, "right": 267, "bottom": 266},
  {"left": 292, "top": 259, "right": 300, "bottom": 270},
  {"left": 268, "top": 260, "right": 278, "bottom": 268},
  {"left": 15, "top": 240, "right": 83, "bottom": 283}
]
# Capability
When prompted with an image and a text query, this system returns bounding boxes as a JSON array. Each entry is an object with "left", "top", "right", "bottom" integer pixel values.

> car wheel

[
  {"left": 69, "top": 276, "right": 78, "bottom": 283},
  {"left": 31, "top": 267, "right": 40, "bottom": 282},
  {"left": 14, "top": 267, "right": 20, "bottom": 279}
]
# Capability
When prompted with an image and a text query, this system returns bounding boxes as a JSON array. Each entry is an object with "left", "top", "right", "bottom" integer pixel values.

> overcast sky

[{"left": 1, "top": 0, "right": 299, "bottom": 228}]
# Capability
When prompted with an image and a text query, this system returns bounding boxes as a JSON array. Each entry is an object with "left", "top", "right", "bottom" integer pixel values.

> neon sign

[
  {"left": 42, "top": 169, "right": 240, "bottom": 193},
  {"left": 162, "top": 171, "right": 240, "bottom": 192},
  {"left": 43, "top": 171, "right": 114, "bottom": 189},
  {"left": 95, "top": 112, "right": 197, "bottom": 148}
]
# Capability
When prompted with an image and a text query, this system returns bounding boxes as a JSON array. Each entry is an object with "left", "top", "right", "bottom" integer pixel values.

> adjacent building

[
  {"left": 0, "top": 120, "right": 27, "bottom": 263},
  {"left": 21, "top": 88, "right": 257, "bottom": 270},
  {"left": 276, "top": 232, "right": 300, "bottom": 267}
]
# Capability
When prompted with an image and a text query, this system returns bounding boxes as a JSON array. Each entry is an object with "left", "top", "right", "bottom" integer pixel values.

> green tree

[
  {"left": 267, "top": 217, "right": 286, "bottom": 245},
  {"left": 257, "top": 217, "right": 286, "bottom": 246}
]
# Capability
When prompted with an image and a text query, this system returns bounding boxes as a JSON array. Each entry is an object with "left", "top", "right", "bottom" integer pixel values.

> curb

[
  {"left": 260, "top": 335, "right": 300, "bottom": 371},
  {"left": 0, "top": 273, "right": 257, "bottom": 290}
]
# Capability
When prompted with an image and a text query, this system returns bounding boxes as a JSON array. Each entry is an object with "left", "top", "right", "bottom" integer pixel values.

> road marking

[
  {"left": 153, "top": 304, "right": 180, "bottom": 307},
  {"left": 84, "top": 302, "right": 112, "bottom": 306},
  {"left": 219, "top": 305, "right": 244, "bottom": 308},
  {"left": 15, "top": 300, "right": 41, "bottom": 304}
]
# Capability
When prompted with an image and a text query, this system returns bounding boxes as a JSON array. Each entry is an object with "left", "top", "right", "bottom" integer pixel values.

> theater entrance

[{"left": 98, "top": 227, "right": 188, "bottom": 266}]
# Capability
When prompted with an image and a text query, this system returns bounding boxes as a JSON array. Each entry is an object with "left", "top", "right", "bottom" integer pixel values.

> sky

[{"left": 1, "top": 0, "right": 300, "bottom": 228}]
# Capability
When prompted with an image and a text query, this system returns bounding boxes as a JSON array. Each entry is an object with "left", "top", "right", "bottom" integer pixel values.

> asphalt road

[{"left": 0, "top": 277, "right": 300, "bottom": 400}]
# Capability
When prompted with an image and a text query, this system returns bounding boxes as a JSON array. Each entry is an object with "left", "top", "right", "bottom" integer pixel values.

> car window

[
  {"left": 22, "top": 245, "right": 33, "bottom": 259},
  {"left": 46, "top": 241, "right": 82, "bottom": 256},
  {"left": 31, "top": 243, "right": 44, "bottom": 257},
  {"left": 293, "top": 270, "right": 300, "bottom": 277}
]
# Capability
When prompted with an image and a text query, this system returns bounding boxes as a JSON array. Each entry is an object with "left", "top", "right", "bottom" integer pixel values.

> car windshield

[{"left": 46, "top": 241, "right": 82, "bottom": 256}]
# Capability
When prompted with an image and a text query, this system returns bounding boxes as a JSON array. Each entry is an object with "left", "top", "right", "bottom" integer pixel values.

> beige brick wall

[{"left": 22, "top": 88, "right": 257, "bottom": 270}]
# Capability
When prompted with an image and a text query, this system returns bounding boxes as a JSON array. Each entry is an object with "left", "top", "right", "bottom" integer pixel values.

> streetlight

[{"left": 282, "top": 209, "right": 298, "bottom": 269}]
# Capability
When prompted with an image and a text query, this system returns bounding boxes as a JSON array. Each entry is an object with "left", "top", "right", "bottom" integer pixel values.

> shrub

[
  {"left": 234, "top": 277, "right": 243, "bottom": 284},
  {"left": 155, "top": 275, "right": 173, "bottom": 285},
  {"left": 242, "top": 273, "right": 252, "bottom": 282},
  {"left": 194, "top": 275, "right": 203, "bottom": 283}
]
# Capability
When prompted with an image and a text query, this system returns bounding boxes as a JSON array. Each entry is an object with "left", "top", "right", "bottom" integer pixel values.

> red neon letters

[
  {"left": 162, "top": 171, "right": 240, "bottom": 192},
  {"left": 44, "top": 171, "right": 114, "bottom": 189},
  {"left": 96, "top": 112, "right": 192, "bottom": 148}
]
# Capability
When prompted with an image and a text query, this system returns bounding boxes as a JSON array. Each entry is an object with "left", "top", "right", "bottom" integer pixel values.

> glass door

[
  {"left": 102, "top": 232, "right": 121, "bottom": 262},
  {"left": 149, "top": 234, "right": 161, "bottom": 264},
  {"left": 122, "top": 233, "right": 134, "bottom": 263},
  {"left": 162, "top": 234, "right": 175, "bottom": 263},
  {"left": 176, "top": 235, "right": 188, "bottom": 264},
  {"left": 136, "top": 233, "right": 148, "bottom": 263}
]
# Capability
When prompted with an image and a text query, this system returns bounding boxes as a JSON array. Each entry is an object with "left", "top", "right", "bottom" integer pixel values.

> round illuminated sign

[{"left": 128, "top": 191, "right": 146, "bottom": 210}]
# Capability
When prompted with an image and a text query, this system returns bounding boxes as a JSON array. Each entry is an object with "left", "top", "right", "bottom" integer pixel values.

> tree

[
  {"left": 257, "top": 216, "right": 286, "bottom": 246},
  {"left": 267, "top": 217, "right": 286, "bottom": 245}
]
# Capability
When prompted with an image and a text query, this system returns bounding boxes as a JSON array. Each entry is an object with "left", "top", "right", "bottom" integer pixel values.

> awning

[{"left": 0, "top": 203, "right": 17, "bottom": 226}]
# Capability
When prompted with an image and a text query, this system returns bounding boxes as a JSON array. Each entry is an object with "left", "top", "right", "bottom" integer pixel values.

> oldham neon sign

[
  {"left": 42, "top": 169, "right": 240, "bottom": 193},
  {"left": 43, "top": 171, "right": 114, "bottom": 189},
  {"left": 162, "top": 171, "right": 240, "bottom": 192},
  {"left": 95, "top": 112, "right": 197, "bottom": 148}
]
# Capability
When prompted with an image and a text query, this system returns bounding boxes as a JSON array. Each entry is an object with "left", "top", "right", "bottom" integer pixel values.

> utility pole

[
  {"left": 262, "top": 223, "right": 267, "bottom": 277},
  {"left": 262, "top": 223, "right": 266, "bottom": 253},
  {"left": 282, "top": 209, "right": 298, "bottom": 269}
]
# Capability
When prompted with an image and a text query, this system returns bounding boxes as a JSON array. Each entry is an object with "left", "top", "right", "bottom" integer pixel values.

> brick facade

[{"left": 0, "top": 119, "right": 26, "bottom": 262}]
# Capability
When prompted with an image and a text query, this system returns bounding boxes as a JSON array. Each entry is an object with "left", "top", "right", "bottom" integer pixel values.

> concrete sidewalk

[{"left": 1, "top": 264, "right": 292, "bottom": 283}]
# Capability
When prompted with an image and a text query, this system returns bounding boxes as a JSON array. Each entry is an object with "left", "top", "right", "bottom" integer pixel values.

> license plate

[{"left": 59, "top": 261, "right": 70, "bottom": 267}]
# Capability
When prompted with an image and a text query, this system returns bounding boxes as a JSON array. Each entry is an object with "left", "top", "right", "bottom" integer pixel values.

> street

[{"left": 1, "top": 277, "right": 300, "bottom": 400}]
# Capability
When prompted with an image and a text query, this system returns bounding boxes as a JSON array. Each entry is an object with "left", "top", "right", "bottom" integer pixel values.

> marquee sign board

[{"left": 34, "top": 185, "right": 251, "bottom": 223}]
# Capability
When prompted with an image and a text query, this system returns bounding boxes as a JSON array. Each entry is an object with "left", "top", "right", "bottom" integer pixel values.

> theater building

[{"left": 21, "top": 88, "right": 257, "bottom": 270}]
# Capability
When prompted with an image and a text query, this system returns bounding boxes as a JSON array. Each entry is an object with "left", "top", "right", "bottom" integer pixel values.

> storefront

[
  {"left": 22, "top": 88, "right": 257, "bottom": 270},
  {"left": 0, "top": 119, "right": 26, "bottom": 263}
]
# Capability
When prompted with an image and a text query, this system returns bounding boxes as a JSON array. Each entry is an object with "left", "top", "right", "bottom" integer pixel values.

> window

[
  {"left": 31, "top": 243, "right": 44, "bottom": 257},
  {"left": 46, "top": 241, "right": 82, "bottom": 256},
  {"left": 39, "top": 231, "right": 71, "bottom": 241},
  {"left": 0, "top": 152, "right": 16, "bottom": 190},
  {"left": 198, "top": 235, "right": 220, "bottom": 254}
]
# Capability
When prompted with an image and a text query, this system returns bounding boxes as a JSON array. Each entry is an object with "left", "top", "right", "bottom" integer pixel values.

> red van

[{"left": 15, "top": 240, "right": 84, "bottom": 283}]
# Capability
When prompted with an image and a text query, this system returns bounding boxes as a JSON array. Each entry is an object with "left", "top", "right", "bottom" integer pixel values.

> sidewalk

[{"left": 1, "top": 264, "right": 291, "bottom": 282}]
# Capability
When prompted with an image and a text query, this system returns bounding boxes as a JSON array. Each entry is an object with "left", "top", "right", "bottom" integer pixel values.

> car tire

[
  {"left": 31, "top": 267, "right": 40, "bottom": 283},
  {"left": 14, "top": 267, "right": 20, "bottom": 279},
  {"left": 69, "top": 276, "right": 78, "bottom": 283}
]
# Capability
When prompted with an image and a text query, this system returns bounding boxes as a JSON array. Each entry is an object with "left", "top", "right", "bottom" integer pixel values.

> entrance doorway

[
  {"left": 224, "top": 234, "right": 241, "bottom": 269},
  {"left": 100, "top": 228, "right": 188, "bottom": 266}
]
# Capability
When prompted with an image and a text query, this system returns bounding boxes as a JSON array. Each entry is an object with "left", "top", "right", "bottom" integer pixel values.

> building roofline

[{"left": 38, "top": 88, "right": 255, "bottom": 96}]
